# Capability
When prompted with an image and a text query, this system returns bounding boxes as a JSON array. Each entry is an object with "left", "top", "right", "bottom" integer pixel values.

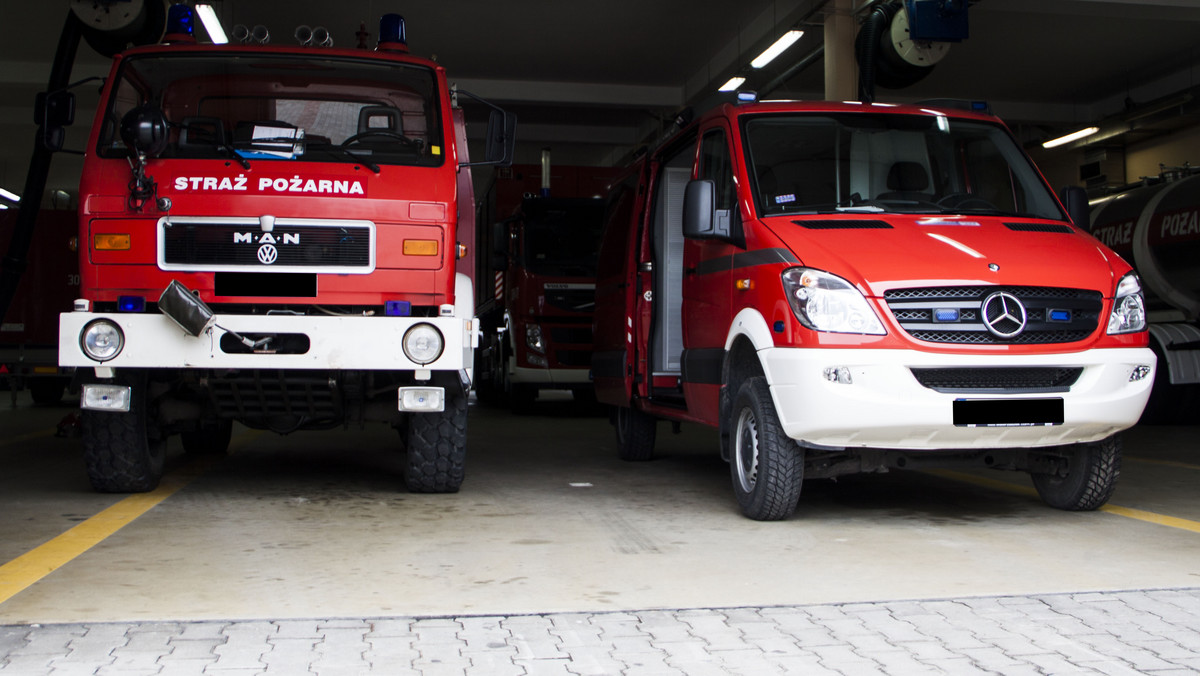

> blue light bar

[
  {"left": 166, "top": 4, "right": 196, "bottom": 37},
  {"left": 385, "top": 300, "right": 412, "bottom": 317},
  {"left": 118, "top": 296, "right": 146, "bottom": 313}
]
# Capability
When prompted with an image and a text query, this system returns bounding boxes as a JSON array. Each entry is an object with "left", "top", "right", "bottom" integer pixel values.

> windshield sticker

[
  {"left": 774, "top": 193, "right": 796, "bottom": 205},
  {"left": 171, "top": 175, "right": 367, "bottom": 197}
]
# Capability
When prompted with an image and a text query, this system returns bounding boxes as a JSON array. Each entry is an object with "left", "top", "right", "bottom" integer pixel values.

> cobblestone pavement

[{"left": 4, "top": 589, "right": 1200, "bottom": 675}]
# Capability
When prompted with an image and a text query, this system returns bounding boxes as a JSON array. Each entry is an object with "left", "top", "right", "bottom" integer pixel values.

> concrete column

[{"left": 824, "top": 0, "right": 858, "bottom": 101}]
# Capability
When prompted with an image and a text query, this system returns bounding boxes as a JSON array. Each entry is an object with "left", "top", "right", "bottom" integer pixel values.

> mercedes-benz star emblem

[
  {"left": 257, "top": 243, "right": 279, "bottom": 265},
  {"left": 981, "top": 291, "right": 1027, "bottom": 339}
]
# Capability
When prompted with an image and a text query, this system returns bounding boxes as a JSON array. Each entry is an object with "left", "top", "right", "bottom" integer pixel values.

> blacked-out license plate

[{"left": 953, "top": 398, "right": 1064, "bottom": 427}]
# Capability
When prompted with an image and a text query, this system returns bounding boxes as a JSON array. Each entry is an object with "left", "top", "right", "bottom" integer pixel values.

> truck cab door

[{"left": 680, "top": 125, "right": 740, "bottom": 424}]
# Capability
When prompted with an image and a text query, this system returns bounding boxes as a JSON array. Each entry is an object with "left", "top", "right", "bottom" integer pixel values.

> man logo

[{"left": 257, "top": 244, "right": 279, "bottom": 265}]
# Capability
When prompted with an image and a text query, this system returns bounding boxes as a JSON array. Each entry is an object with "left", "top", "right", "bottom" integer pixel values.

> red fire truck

[
  {"left": 594, "top": 97, "right": 1155, "bottom": 520},
  {"left": 58, "top": 9, "right": 513, "bottom": 493}
]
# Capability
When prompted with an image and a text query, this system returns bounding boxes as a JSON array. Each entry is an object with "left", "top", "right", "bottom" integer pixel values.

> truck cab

[{"left": 594, "top": 99, "right": 1156, "bottom": 520}]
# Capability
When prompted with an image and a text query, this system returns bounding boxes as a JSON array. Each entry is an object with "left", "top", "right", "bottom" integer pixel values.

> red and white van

[{"left": 593, "top": 98, "right": 1155, "bottom": 520}]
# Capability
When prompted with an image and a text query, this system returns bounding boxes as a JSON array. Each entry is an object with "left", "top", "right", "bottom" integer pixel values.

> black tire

[
  {"left": 1031, "top": 435, "right": 1122, "bottom": 511},
  {"left": 614, "top": 404, "right": 656, "bottom": 461},
  {"left": 405, "top": 379, "right": 468, "bottom": 493},
  {"left": 729, "top": 377, "right": 803, "bottom": 521},
  {"left": 29, "top": 379, "right": 66, "bottom": 405},
  {"left": 81, "top": 379, "right": 165, "bottom": 493},
  {"left": 180, "top": 419, "right": 233, "bottom": 455}
]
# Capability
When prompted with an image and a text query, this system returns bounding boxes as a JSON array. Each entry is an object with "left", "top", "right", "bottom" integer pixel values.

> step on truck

[
  {"left": 58, "top": 8, "right": 514, "bottom": 493},
  {"left": 593, "top": 96, "right": 1156, "bottom": 520}
]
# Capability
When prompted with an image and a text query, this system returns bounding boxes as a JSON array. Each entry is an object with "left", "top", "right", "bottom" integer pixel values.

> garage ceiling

[{"left": 3, "top": 0, "right": 1200, "bottom": 168}]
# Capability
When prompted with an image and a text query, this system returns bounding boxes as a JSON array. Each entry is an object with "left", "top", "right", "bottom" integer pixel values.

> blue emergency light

[
  {"left": 385, "top": 300, "right": 412, "bottom": 317},
  {"left": 1049, "top": 309, "right": 1072, "bottom": 322},
  {"left": 379, "top": 14, "right": 407, "bottom": 47},
  {"left": 118, "top": 296, "right": 146, "bottom": 313},
  {"left": 934, "top": 308, "right": 960, "bottom": 322},
  {"left": 166, "top": 3, "right": 196, "bottom": 38}
]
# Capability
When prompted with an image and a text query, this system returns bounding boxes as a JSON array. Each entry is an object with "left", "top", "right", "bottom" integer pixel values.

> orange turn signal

[
  {"left": 94, "top": 233, "right": 131, "bottom": 250},
  {"left": 403, "top": 239, "right": 439, "bottom": 256}
]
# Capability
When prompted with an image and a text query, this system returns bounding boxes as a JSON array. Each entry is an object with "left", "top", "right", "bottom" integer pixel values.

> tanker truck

[{"left": 1089, "top": 166, "right": 1200, "bottom": 423}]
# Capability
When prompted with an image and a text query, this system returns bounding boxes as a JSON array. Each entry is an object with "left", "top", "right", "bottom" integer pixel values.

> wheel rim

[{"left": 734, "top": 407, "right": 759, "bottom": 493}]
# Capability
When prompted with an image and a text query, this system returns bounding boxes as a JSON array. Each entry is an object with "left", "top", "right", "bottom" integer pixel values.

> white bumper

[
  {"left": 60, "top": 311, "right": 473, "bottom": 373},
  {"left": 760, "top": 346, "right": 1156, "bottom": 449}
]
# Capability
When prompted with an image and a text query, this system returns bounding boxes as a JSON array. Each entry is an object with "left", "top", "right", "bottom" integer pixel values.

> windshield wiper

[{"left": 312, "top": 145, "right": 381, "bottom": 173}]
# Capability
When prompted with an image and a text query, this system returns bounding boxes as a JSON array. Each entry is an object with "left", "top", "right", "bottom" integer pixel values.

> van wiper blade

[{"left": 312, "top": 145, "right": 381, "bottom": 173}]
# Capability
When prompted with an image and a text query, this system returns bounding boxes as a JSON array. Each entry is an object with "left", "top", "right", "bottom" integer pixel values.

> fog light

[
  {"left": 823, "top": 366, "right": 852, "bottom": 384},
  {"left": 1130, "top": 364, "right": 1152, "bottom": 382},
  {"left": 80, "top": 319, "right": 124, "bottom": 362},
  {"left": 528, "top": 353, "right": 548, "bottom": 368},
  {"left": 398, "top": 386, "right": 444, "bottom": 412},
  {"left": 81, "top": 384, "right": 131, "bottom": 412},
  {"left": 402, "top": 323, "right": 444, "bottom": 365}
]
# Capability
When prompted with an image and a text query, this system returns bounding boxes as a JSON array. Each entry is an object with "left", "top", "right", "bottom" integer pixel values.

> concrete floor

[{"left": 1, "top": 390, "right": 1198, "bottom": 625}]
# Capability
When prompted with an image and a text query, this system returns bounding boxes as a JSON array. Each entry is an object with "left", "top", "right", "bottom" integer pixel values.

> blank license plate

[{"left": 953, "top": 398, "right": 1064, "bottom": 427}]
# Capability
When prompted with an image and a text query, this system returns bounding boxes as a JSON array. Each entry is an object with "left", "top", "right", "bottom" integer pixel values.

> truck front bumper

[
  {"left": 60, "top": 311, "right": 473, "bottom": 374},
  {"left": 760, "top": 346, "right": 1156, "bottom": 449}
]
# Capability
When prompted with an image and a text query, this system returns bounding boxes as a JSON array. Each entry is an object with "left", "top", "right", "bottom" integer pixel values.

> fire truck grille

[
  {"left": 160, "top": 218, "right": 372, "bottom": 271},
  {"left": 910, "top": 366, "right": 1084, "bottom": 393},
  {"left": 544, "top": 289, "right": 596, "bottom": 314},
  {"left": 206, "top": 370, "right": 341, "bottom": 425},
  {"left": 884, "top": 286, "right": 1102, "bottom": 345}
]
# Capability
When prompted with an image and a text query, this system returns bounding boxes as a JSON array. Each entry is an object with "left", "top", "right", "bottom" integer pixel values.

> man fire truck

[{"left": 58, "top": 7, "right": 513, "bottom": 493}]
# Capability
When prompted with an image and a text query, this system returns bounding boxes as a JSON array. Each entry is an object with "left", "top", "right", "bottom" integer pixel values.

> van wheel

[
  {"left": 181, "top": 419, "right": 233, "bottom": 455},
  {"left": 1031, "top": 435, "right": 1121, "bottom": 511},
  {"left": 81, "top": 380, "right": 165, "bottom": 493},
  {"left": 614, "top": 405, "right": 656, "bottom": 461},
  {"left": 405, "top": 380, "right": 468, "bottom": 493},
  {"left": 730, "top": 377, "right": 802, "bottom": 521}
]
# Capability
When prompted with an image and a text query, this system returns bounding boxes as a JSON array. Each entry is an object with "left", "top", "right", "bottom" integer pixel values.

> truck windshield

[
  {"left": 742, "top": 113, "right": 1065, "bottom": 220},
  {"left": 522, "top": 201, "right": 606, "bottom": 277},
  {"left": 97, "top": 52, "right": 444, "bottom": 167}
]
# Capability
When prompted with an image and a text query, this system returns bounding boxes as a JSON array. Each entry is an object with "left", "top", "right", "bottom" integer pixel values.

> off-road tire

[
  {"left": 180, "top": 419, "right": 233, "bottom": 455},
  {"left": 729, "top": 377, "right": 803, "bottom": 521},
  {"left": 1031, "top": 435, "right": 1122, "bottom": 511},
  {"left": 405, "top": 380, "right": 468, "bottom": 493},
  {"left": 614, "top": 405, "right": 656, "bottom": 461},
  {"left": 81, "top": 381, "right": 166, "bottom": 493}
]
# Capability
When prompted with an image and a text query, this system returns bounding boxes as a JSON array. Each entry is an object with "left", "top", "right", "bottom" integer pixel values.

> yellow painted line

[
  {"left": 1126, "top": 456, "right": 1200, "bottom": 472},
  {"left": 0, "top": 431, "right": 258, "bottom": 605},
  {"left": 927, "top": 469, "right": 1200, "bottom": 534}
]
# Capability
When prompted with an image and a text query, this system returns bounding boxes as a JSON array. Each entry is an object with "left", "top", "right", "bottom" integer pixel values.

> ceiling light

[
  {"left": 751, "top": 30, "right": 804, "bottom": 69},
  {"left": 719, "top": 76, "right": 746, "bottom": 92},
  {"left": 196, "top": 4, "right": 228, "bottom": 44},
  {"left": 0, "top": 188, "right": 19, "bottom": 202},
  {"left": 1042, "top": 126, "right": 1099, "bottom": 149}
]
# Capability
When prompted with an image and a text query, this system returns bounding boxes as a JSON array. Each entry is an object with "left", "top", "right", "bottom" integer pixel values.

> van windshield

[
  {"left": 97, "top": 52, "right": 444, "bottom": 168},
  {"left": 742, "top": 113, "right": 1065, "bottom": 220}
]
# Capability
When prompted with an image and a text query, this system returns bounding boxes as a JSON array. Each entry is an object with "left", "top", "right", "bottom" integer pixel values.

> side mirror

[
  {"left": 158, "top": 280, "right": 215, "bottom": 337},
  {"left": 483, "top": 109, "right": 517, "bottom": 166},
  {"left": 34, "top": 90, "right": 75, "bottom": 152},
  {"left": 1061, "top": 185, "right": 1091, "bottom": 232},
  {"left": 120, "top": 103, "right": 169, "bottom": 158},
  {"left": 683, "top": 179, "right": 730, "bottom": 240}
]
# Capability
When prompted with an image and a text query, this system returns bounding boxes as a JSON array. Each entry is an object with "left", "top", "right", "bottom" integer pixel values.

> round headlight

[
  {"left": 403, "top": 323, "right": 444, "bottom": 365},
  {"left": 81, "top": 319, "right": 125, "bottom": 362}
]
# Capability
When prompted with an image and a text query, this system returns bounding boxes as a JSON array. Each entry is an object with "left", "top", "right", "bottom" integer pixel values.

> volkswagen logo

[
  {"left": 257, "top": 243, "right": 279, "bottom": 265},
  {"left": 981, "top": 291, "right": 1027, "bottom": 339}
]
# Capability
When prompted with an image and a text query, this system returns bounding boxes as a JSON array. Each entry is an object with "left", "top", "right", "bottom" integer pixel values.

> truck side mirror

[
  {"left": 34, "top": 90, "right": 75, "bottom": 152},
  {"left": 683, "top": 179, "right": 730, "bottom": 240},
  {"left": 1061, "top": 185, "right": 1091, "bottom": 232},
  {"left": 483, "top": 109, "right": 517, "bottom": 166}
]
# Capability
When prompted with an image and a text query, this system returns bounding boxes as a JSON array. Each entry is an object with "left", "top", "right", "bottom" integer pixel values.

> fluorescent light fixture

[
  {"left": 195, "top": 4, "right": 228, "bottom": 44},
  {"left": 1042, "top": 126, "right": 1099, "bottom": 149},
  {"left": 0, "top": 188, "right": 19, "bottom": 202},
  {"left": 0, "top": 204, "right": 8, "bottom": 210},
  {"left": 751, "top": 29, "right": 803, "bottom": 69},
  {"left": 719, "top": 76, "right": 746, "bottom": 92}
]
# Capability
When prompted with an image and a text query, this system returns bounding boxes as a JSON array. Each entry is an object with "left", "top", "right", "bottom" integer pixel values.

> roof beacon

[
  {"left": 164, "top": 4, "right": 197, "bottom": 44},
  {"left": 378, "top": 14, "right": 408, "bottom": 52}
]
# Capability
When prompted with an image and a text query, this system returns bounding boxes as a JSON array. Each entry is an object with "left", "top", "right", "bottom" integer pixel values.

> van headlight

[
  {"left": 1107, "top": 272, "right": 1147, "bottom": 334},
  {"left": 403, "top": 323, "right": 444, "bottom": 365},
  {"left": 781, "top": 267, "right": 886, "bottom": 335},
  {"left": 81, "top": 319, "right": 125, "bottom": 362}
]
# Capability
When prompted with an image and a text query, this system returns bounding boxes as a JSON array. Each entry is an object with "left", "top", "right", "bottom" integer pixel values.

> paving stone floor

[{"left": 4, "top": 588, "right": 1200, "bottom": 675}]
